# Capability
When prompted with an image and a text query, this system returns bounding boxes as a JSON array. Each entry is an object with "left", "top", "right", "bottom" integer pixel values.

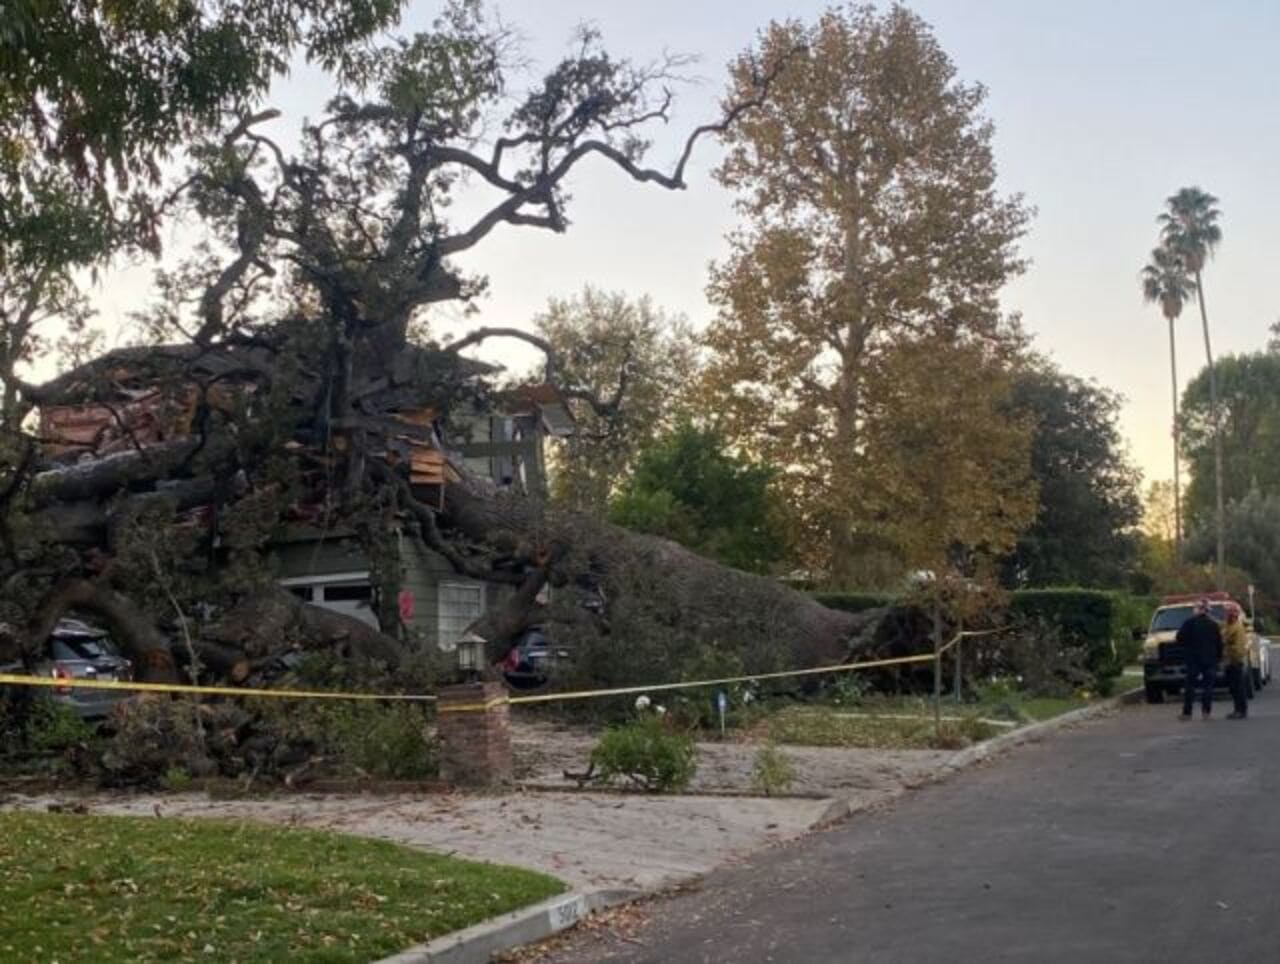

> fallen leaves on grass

[
  {"left": 761, "top": 706, "right": 1001, "bottom": 750},
  {"left": 0, "top": 811, "right": 564, "bottom": 962}
]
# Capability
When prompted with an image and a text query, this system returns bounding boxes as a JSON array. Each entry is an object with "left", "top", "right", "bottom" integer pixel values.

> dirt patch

[{"left": 510, "top": 715, "right": 953, "bottom": 797}]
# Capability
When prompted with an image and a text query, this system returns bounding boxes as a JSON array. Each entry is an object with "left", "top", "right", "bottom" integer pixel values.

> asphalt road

[{"left": 541, "top": 688, "right": 1280, "bottom": 963}]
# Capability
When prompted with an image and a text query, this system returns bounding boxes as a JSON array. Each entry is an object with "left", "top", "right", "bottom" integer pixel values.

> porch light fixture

[{"left": 456, "top": 631, "right": 487, "bottom": 678}]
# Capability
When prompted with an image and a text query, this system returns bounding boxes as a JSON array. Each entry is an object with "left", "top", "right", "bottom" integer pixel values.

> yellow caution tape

[
  {"left": 437, "top": 695, "right": 512, "bottom": 714},
  {"left": 3, "top": 640, "right": 971, "bottom": 712},
  {"left": 0, "top": 673, "right": 436, "bottom": 703},
  {"left": 937, "top": 628, "right": 1005, "bottom": 656},
  {"left": 503, "top": 651, "right": 937, "bottom": 708}
]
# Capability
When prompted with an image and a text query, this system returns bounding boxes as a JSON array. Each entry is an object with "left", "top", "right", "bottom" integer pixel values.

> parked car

[
  {"left": 499, "top": 627, "right": 570, "bottom": 690},
  {"left": 1254, "top": 635, "right": 1274, "bottom": 691},
  {"left": 0, "top": 619, "right": 133, "bottom": 720}
]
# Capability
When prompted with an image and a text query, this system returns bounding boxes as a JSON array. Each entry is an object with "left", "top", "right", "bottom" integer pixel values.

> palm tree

[
  {"left": 1160, "top": 187, "right": 1224, "bottom": 587},
  {"left": 1141, "top": 245, "right": 1193, "bottom": 563}
]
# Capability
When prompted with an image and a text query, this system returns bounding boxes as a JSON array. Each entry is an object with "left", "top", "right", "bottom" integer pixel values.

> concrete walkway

[{"left": 4, "top": 790, "right": 836, "bottom": 892}]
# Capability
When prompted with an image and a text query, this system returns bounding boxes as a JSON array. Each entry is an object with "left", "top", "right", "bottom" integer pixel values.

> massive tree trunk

[{"left": 443, "top": 476, "right": 879, "bottom": 670}]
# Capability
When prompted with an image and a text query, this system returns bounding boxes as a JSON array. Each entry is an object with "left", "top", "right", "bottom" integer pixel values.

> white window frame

[{"left": 437, "top": 580, "right": 486, "bottom": 649}]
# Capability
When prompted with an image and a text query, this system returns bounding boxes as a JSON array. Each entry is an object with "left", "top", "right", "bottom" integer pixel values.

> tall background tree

[
  {"left": 1141, "top": 244, "right": 1193, "bottom": 562},
  {"left": 1180, "top": 350, "right": 1280, "bottom": 521},
  {"left": 1185, "top": 489, "right": 1280, "bottom": 620},
  {"left": 1000, "top": 363, "right": 1143, "bottom": 588},
  {"left": 529, "top": 288, "right": 697, "bottom": 514},
  {"left": 701, "top": 4, "right": 1032, "bottom": 587},
  {"left": 1159, "top": 186, "right": 1224, "bottom": 586},
  {"left": 852, "top": 334, "right": 1036, "bottom": 584}
]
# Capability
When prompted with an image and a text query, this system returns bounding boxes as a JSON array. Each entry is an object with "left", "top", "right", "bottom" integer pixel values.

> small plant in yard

[
  {"left": 24, "top": 699, "right": 95, "bottom": 754},
  {"left": 751, "top": 742, "right": 796, "bottom": 796},
  {"left": 590, "top": 715, "right": 697, "bottom": 792},
  {"left": 162, "top": 765, "right": 193, "bottom": 791},
  {"left": 973, "top": 677, "right": 1027, "bottom": 722},
  {"left": 826, "top": 673, "right": 868, "bottom": 707}
]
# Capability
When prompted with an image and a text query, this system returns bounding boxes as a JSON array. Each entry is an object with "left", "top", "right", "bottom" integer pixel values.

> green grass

[
  {"left": 1019, "top": 697, "right": 1086, "bottom": 721},
  {"left": 756, "top": 690, "right": 1100, "bottom": 750},
  {"left": 0, "top": 812, "right": 564, "bottom": 963},
  {"left": 761, "top": 705, "right": 1002, "bottom": 750}
]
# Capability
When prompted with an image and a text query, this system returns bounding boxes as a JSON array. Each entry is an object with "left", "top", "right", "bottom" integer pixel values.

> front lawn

[
  {"left": 0, "top": 811, "right": 564, "bottom": 962},
  {"left": 759, "top": 705, "right": 1004, "bottom": 750},
  {"left": 755, "top": 690, "right": 1100, "bottom": 750}
]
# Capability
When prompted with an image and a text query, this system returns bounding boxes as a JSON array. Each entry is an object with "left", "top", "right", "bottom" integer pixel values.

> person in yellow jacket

[{"left": 1222, "top": 605, "right": 1249, "bottom": 719}]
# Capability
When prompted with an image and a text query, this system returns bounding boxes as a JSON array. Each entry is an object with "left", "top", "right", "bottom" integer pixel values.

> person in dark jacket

[{"left": 1178, "top": 598, "right": 1224, "bottom": 720}]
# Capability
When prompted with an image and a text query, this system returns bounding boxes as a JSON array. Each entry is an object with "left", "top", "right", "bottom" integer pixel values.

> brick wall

[{"left": 436, "top": 682, "right": 513, "bottom": 787}]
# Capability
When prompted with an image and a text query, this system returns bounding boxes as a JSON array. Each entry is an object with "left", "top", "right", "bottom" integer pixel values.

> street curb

[
  {"left": 376, "top": 887, "right": 642, "bottom": 964},
  {"left": 813, "top": 686, "right": 1143, "bottom": 828},
  {"left": 943, "top": 685, "right": 1142, "bottom": 772}
]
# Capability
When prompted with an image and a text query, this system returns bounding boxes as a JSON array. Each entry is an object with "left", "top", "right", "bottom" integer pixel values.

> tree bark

[
  {"left": 1195, "top": 271, "right": 1225, "bottom": 587},
  {"left": 28, "top": 579, "right": 180, "bottom": 682},
  {"left": 1167, "top": 316, "right": 1182, "bottom": 563},
  {"left": 441, "top": 474, "right": 880, "bottom": 668},
  {"left": 207, "top": 588, "right": 404, "bottom": 666}
]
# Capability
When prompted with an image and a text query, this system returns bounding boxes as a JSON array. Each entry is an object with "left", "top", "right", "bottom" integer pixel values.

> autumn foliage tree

[
  {"left": 702, "top": 4, "right": 1032, "bottom": 586},
  {"left": 852, "top": 334, "right": 1035, "bottom": 585}
]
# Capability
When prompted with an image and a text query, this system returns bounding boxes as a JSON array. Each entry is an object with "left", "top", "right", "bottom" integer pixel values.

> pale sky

[{"left": 80, "top": 0, "right": 1280, "bottom": 486}]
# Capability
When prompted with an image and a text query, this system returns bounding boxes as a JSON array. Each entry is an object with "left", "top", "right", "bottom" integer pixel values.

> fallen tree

[{"left": 0, "top": 10, "right": 882, "bottom": 689}]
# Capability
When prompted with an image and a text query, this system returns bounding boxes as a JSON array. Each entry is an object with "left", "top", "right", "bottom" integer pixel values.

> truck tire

[{"left": 1145, "top": 682, "right": 1164, "bottom": 704}]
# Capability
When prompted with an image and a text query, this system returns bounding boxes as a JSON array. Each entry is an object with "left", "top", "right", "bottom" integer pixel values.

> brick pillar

[{"left": 437, "top": 682, "right": 513, "bottom": 787}]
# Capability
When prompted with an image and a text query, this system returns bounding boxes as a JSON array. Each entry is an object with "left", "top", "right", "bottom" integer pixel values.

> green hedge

[{"left": 1008, "top": 589, "right": 1154, "bottom": 682}]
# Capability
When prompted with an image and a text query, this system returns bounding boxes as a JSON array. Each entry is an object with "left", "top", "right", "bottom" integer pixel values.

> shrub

[
  {"left": 1009, "top": 589, "right": 1154, "bottom": 686},
  {"left": 751, "top": 743, "right": 796, "bottom": 796},
  {"left": 589, "top": 716, "right": 697, "bottom": 792},
  {"left": 326, "top": 703, "right": 435, "bottom": 780},
  {"left": 257, "top": 700, "right": 436, "bottom": 781},
  {"left": 989, "top": 619, "right": 1091, "bottom": 699},
  {"left": 971, "top": 677, "right": 1027, "bottom": 721},
  {"left": 825, "top": 673, "right": 868, "bottom": 707},
  {"left": 25, "top": 700, "right": 96, "bottom": 754}
]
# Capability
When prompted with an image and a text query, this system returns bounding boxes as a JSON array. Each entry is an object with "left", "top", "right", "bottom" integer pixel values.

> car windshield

[
  {"left": 50, "top": 636, "right": 116, "bottom": 661},
  {"left": 1151, "top": 604, "right": 1227, "bottom": 632}
]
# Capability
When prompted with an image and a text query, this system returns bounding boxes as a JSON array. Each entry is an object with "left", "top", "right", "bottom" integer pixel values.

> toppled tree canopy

[{"left": 0, "top": 6, "right": 880, "bottom": 687}]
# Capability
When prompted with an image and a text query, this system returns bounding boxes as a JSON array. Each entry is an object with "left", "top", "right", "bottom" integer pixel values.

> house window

[
  {"left": 279, "top": 571, "right": 379, "bottom": 630},
  {"left": 438, "top": 581, "right": 485, "bottom": 646}
]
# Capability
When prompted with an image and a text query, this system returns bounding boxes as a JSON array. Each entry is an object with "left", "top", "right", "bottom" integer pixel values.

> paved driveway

[{"left": 539, "top": 687, "right": 1280, "bottom": 963}]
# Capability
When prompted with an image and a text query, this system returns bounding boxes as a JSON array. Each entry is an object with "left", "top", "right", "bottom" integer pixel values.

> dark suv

[{"left": 499, "top": 627, "right": 570, "bottom": 690}]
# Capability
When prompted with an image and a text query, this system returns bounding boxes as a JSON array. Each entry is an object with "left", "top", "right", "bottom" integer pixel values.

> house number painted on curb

[{"left": 548, "top": 895, "right": 586, "bottom": 931}]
